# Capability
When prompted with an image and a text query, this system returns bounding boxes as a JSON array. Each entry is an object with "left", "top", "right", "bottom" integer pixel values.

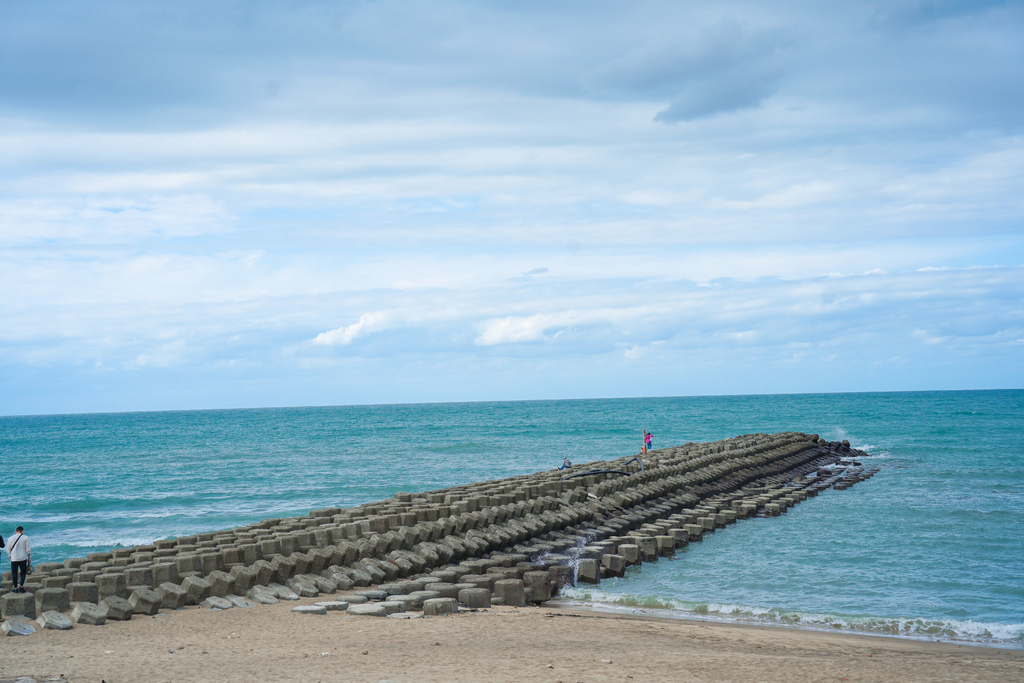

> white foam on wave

[{"left": 556, "top": 588, "right": 1024, "bottom": 649}]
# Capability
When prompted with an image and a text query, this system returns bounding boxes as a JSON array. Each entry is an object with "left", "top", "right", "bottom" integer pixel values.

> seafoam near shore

[{"left": 2, "top": 391, "right": 1023, "bottom": 648}]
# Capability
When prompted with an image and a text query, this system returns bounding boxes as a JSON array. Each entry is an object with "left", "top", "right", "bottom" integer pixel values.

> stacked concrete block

[
  {"left": 35, "top": 587, "right": 70, "bottom": 614},
  {"left": 130, "top": 587, "right": 162, "bottom": 615},
  {"left": 1, "top": 591, "right": 36, "bottom": 620},
  {"left": 35, "top": 432, "right": 874, "bottom": 626},
  {"left": 99, "top": 596, "right": 133, "bottom": 621}
]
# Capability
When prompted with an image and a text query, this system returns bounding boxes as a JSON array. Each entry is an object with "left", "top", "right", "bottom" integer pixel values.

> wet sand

[{"left": 2, "top": 599, "right": 1022, "bottom": 682}]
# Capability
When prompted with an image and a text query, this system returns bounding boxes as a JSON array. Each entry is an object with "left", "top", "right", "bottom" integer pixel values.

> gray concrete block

[
  {"left": 2, "top": 591, "right": 36, "bottom": 620},
  {"left": 522, "top": 570, "right": 552, "bottom": 603},
  {"left": 181, "top": 576, "right": 213, "bottom": 605},
  {"left": 427, "top": 582, "right": 461, "bottom": 599},
  {"left": 37, "top": 610, "right": 74, "bottom": 630},
  {"left": 285, "top": 577, "right": 319, "bottom": 598},
  {"left": 229, "top": 565, "right": 256, "bottom": 592},
  {"left": 152, "top": 562, "right": 179, "bottom": 585},
  {"left": 124, "top": 565, "right": 154, "bottom": 588},
  {"left": 292, "top": 604, "right": 327, "bottom": 615},
  {"left": 156, "top": 582, "right": 188, "bottom": 609},
  {"left": 458, "top": 587, "right": 491, "bottom": 608},
  {"left": 576, "top": 558, "right": 601, "bottom": 584},
  {"left": 315, "top": 600, "right": 349, "bottom": 611},
  {"left": 70, "top": 602, "right": 106, "bottom": 625},
  {"left": 422, "top": 597, "right": 458, "bottom": 616},
  {"left": 96, "top": 572, "right": 127, "bottom": 600},
  {"left": 99, "top": 596, "right": 134, "bottom": 621},
  {"left": 129, "top": 587, "right": 162, "bottom": 616},
  {"left": 267, "top": 583, "right": 300, "bottom": 600},
  {"left": 246, "top": 585, "right": 279, "bottom": 604},
  {"left": 2, "top": 618, "right": 35, "bottom": 636},
  {"left": 206, "top": 569, "right": 235, "bottom": 597},
  {"left": 35, "top": 587, "right": 70, "bottom": 614},
  {"left": 492, "top": 579, "right": 525, "bottom": 607},
  {"left": 66, "top": 581, "right": 100, "bottom": 604},
  {"left": 202, "top": 596, "right": 234, "bottom": 610},
  {"left": 347, "top": 603, "right": 386, "bottom": 616},
  {"left": 227, "top": 595, "right": 258, "bottom": 608}
]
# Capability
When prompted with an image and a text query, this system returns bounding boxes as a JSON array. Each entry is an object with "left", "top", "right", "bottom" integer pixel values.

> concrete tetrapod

[{"left": 22, "top": 432, "right": 874, "bottom": 639}]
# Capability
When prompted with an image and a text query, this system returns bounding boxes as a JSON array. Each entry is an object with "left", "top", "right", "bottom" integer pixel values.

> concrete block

[
  {"left": 636, "top": 537, "right": 658, "bottom": 562},
  {"left": 285, "top": 577, "right": 319, "bottom": 598},
  {"left": 124, "top": 565, "right": 153, "bottom": 588},
  {"left": 70, "top": 602, "right": 106, "bottom": 625},
  {"left": 655, "top": 535, "right": 676, "bottom": 556},
  {"left": 2, "top": 591, "right": 36, "bottom": 620},
  {"left": 575, "top": 558, "right": 601, "bottom": 584},
  {"left": 202, "top": 596, "right": 234, "bottom": 610},
  {"left": 380, "top": 601, "right": 405, "bottom": 614},
  {"left": 151, "top": 563, "right": 179, "bottom": 585},
  {"left": 206, "top": 569, "right": 235, "bottom": 597},
  {"left": 37, "top": 610, "right": 74, "bottom": 630},
  {"left": 99, "top": 596, "right": 134, "bottom": 621},
  {"left": 35, "top": 587, "right": 70, "bottom": 614},
  {"left": 246, "top": 585, "right": 279, "bottom": 605},
  {"left": 458, "top": 587, "right": 491, "bottom": 608},
  {"left": 251, "top": 559, "right": 274, "bottom": 586},
  {"left": 292, "top": 604, "right": 327, "bottom": 615},
  {"left": 2, "top": 618, "right": 35, "bottom": 636},
  {"left": 96, "top": 572, "right": 127, "bottom": 600},
  {"left": 315, "top": 600, "right": 349, "bottom": 611},
  {"left": 181, "top": 576, "right": 213, "bottom": 605},
  {"left": 617, "top": 544, "right": 641, "bottom": 565},
  {"left": 227, "top": 595, "right": 258, "bottom": 608},
  {"left": 600, "top": 554, "right": 626, "bottom": 578},
  {"left": 175, "top": 554, "right": 201, "bottom": 574},
  {"left": 428, "top": 582, "right": 461, "bottom": 599},
  {"left": 267, "top": 582, "right": 300, "bottom": 600},
  {"left": 229, "top": 565, "right": 256, "bottom": 593},
  {"left": 422, "top": 597, "right": 458, "bottom": 616},
  {"left": 548, "top": 565, "right": 574, "bottom": 592},
  {"left": 492, "top": 579, "right": 525, "bottom": 607},
  {"left": 156, "top": 582, "right": 189, "bottom": 609},
  {"left": 347, "top": 603, "right": 386, "bottom": 617},
  {"left": 67, "top": 581, "right": 100, "bottom": 604},
  {"left": 129, "top": 587, "right": 162, "bottom": 616}
]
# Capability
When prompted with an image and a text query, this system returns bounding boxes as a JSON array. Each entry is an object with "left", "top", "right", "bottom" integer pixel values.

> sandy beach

[{"left": 2, "top": 599, "right": 1021, "bottom": 683}]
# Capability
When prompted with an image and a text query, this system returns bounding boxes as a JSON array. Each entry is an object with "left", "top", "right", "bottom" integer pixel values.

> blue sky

[{"left": 1, "top": 0, "right": 1023, "bottom": 415}]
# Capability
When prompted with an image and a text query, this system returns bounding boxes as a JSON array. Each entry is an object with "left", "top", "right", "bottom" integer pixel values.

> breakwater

[{"left": 1, "top": 431, "right": 876, "bottom": 632}]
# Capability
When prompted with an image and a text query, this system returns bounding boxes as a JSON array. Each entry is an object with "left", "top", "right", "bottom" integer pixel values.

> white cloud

[{"left": 313, "top": 313, "right": 393, "bottom": 346}]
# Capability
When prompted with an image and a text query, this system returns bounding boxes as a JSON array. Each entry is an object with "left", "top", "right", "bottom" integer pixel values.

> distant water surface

[{"left": 1, "top": 391, "right": 1021, "bottom": 647}]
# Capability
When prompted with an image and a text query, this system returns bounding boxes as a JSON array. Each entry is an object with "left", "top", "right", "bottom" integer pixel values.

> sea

[{"left": 1, "top": 390, "right": 1022, "bottom": 648}]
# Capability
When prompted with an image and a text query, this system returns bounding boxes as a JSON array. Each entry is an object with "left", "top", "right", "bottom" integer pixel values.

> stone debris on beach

[
  {"left": 291, "top": 605, "right": 327, "bottom": 615},
  {"left": 0, "top": 433, "right": 876, "bottom": 636}
]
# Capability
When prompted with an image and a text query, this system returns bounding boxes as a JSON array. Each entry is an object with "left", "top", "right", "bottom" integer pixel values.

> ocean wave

[{"left": 555, "top": 589, "right": 1024, "bottom": 648}]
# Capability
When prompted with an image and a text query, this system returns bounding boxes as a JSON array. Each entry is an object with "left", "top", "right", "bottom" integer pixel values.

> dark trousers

[{"left": 11, "top": 560, "right": 28, "bottom": 587}]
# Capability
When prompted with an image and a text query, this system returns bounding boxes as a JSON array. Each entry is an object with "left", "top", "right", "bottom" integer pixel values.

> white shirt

[{"left": 6, "top": 533, "right": 30, "bottom": 562}]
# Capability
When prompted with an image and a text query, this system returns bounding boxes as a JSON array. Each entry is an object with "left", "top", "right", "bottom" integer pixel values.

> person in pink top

[{"left": 643, "top": 430, "right": 652, "bottom": 453}]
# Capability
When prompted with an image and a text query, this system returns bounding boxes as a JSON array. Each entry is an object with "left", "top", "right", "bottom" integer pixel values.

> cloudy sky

[{"left": 1, "top": 0, "right": 1022, "bottom": 415}]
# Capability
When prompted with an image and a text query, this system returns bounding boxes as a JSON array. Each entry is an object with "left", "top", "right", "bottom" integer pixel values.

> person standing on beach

[{"left": 6, "top": 526, "right": 30, "bottom": 593}]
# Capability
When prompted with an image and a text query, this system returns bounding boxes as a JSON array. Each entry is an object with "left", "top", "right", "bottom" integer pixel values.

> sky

[{"left": 1, "top": 0, "right": 1023, "bottom": 415}]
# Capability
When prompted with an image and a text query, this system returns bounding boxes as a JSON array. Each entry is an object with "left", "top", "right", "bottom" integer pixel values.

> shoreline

[
  {"left": 550, "top": 601, "right": 1024, "bottom": 651},
  {"left": 2, "top": 598, "right": 1022, "bottom": 683}
]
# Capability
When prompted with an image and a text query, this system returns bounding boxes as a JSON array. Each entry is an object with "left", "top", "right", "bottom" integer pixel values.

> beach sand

[{"left": 2, "top": 599, "right": 1021, "bottom": 683}]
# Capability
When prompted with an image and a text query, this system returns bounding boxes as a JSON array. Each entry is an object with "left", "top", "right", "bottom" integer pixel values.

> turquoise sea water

[{"left": 1, "top": 390, "right": 1022, "bottom": 647}]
